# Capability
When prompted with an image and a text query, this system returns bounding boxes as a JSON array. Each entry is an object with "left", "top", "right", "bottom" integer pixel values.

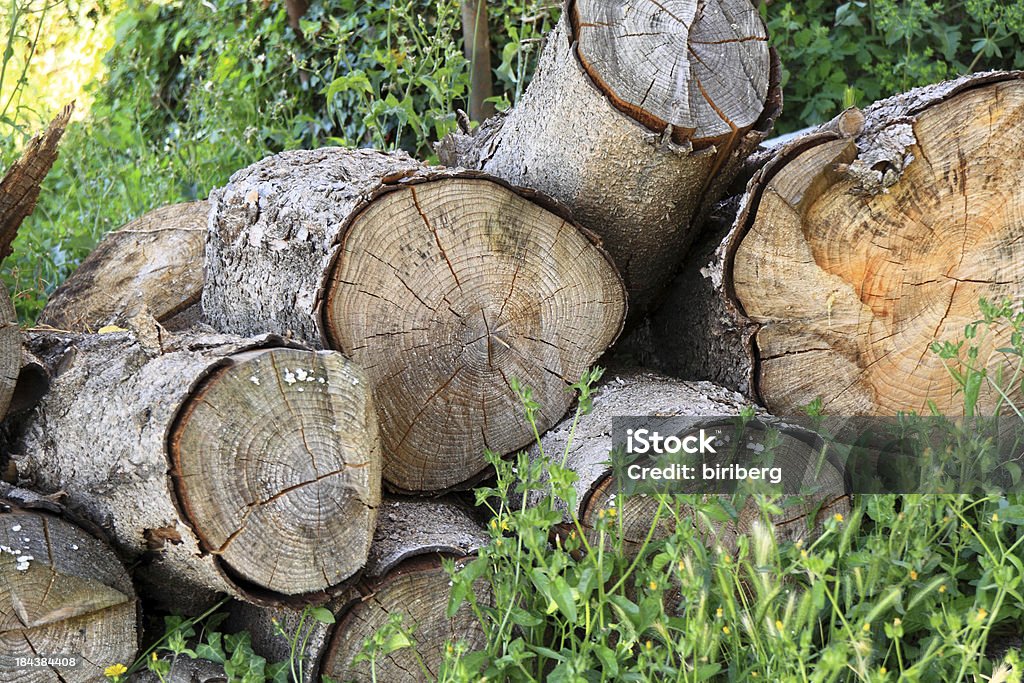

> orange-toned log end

[
  {"left": 169, "top": 347, "right": 381, "bottom": 597},
  {"left": 735, "top": 80, "right": 1024, "bottom": 415},
  {"left": 320, "top": 556, "right": 486, "bottom": 683},
  {"left": 0, "top": 505, "right": 138, "bottom": 681},
  {"left": 323, "top": 178, "right": 626, "bottom": 494},
  {"left": 571, "top": 0, "right": 770, "bottom": 148}
]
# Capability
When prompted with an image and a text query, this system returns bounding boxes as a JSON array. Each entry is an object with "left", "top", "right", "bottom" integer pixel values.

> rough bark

[
  {"left": 645, "top": 71, "right": 1024, "bottom": 415},
  {"left": 38, "top": 201, "right": 208, "bottom": 332},
  {"left": 520, "top": 368, "right": 850, "bottom": 552},
  {"left": 9, "top": 329, "right": 381, "bottom": 611},
  {"left": 204, "top": 147, "right": 626, "bottom": 493},
  {"left": 0, "top": 484, "right": 138, "bottom": 683},
  {"left": 0, "top": 103, "right": 73, "bottom": 266},
  {"left": 437, "top": 1, "right": 781, "bottom": 317},
  {"left": 0, "top": 290, "right": 17, "bottom": 422},
  {"left": 226, "top": 498, "right": 489, "bottom": 683}
]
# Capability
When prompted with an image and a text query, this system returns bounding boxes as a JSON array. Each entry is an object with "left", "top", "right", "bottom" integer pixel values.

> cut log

[
  {"left": 0, "top": 484, "right": 138, "bottom": 682},
  {"left": 522, "top": 369, "right": 850, "bottom": 552},
  {"left": 134, "top": 658, "right": 226, "bottom": 683},
  {"left": 38, "top": 201, "right": 208, "bottom": 332},
  {"left": 9, "top": 329, "right": 381, "bottom": 610},
  {"left": 226, "top": 498, "right": 489, "bottom": 683},
  {"left": 437, "top": 0, "right": 781, "bottom": 316},
  {"left": 204, "top": 148, "right": 626, "bottom": 493},
  {"left": 646, "top": 72, "right": 1024, "bottom": 414}
]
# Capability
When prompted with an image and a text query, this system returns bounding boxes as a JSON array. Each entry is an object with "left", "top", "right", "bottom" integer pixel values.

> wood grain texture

[
  {"left": 437, "top": 5, "right": 780, "bottom": 317},
  {"left": 0, "top": 290, "right": 17, "bottom": 421},
  {"left": 39, "top": 201, "right": 208, "bottom": 332},
  {"left": 736, "top": 77, "right": 1024, "bottom": 414},
  {"left": 573, "top": 0, "right": 769, "bottom": 144},
  {"left": 11, "top": 331, "right": 379, "bottom": 610},
  {"left": 324, "top": 178, "right": 625, "bottom": 493},
  {"left": 0, "top": 486, "right": 138, "bottom": 683}
]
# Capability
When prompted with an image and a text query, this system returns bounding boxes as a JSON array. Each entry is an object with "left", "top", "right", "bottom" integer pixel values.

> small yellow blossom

[
  {"left": 938, "top": 584, "right": 947, "bottom": 593},
  {"left": 800, "top": 549, "right": 809, "bottom": 559},
  {"left": 909, "top": 570, "right": 918, "bottom": 580},
  {"left": 775, "top": 620, "right": 784, "bottom": 632},
  {"left": 645, "top": 640, "right": 653, "bottom": 651},
  {"left": 795, "top": 539, "right": 804, "bottom": 549},
  {"left": 893, "top": 618, "right": 901, "bottom": 626},
  {"left": 716, "top": 607, "right": 723, "bottom": 618},
  {"left": 992, "top": 513, "right": 999, "bottom": 522},
  {"left": 104, "top": 664, "right": 128, "bottom": 680},
  {"left": 648, "top": 580, "right": 658, "bottom": 591},
  {"left": 489, "top": 519, "right": 498, "bottom": 530},
  {"left": 833, "top": 513, "right": 844, "bottom": 523},
  {"left": 722, "top": 625, "right": 731, "bottom": 635},
  {"left": 880, "top": 666, "right": 887, "bottom": 675},
  {"left": 151, "top": 652, "right": 158, "bottom": 661},
  {"left": 751, "top": 672, "right": 759, "bottom": 678},
  {"left": 598, "top": 509, "right": 606, "bottom": 520},
  {"left": 862, "top": 623, "right": 871, "bottom": 632},
  {"left": 978, "top": 608, "right": 988, "bottom": 620}
]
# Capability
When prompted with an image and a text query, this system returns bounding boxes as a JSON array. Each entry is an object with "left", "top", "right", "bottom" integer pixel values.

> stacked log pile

[{"left": 1, "top": 1, "right": 1020, "bottom": 680}]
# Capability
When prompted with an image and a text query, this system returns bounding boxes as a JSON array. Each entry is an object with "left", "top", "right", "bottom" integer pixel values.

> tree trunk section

[
  {"left": 522, "top": 368, "right": 850, "bottom": 552},
  {"left": 226, "top": 497, "right": 489, "bottom": 683},
  {"left": 10, "top": 330, "right": 381, "bottom": 611},
  {"left": 204, "top": 148, "right": 626, "bottom": 493},
  {"left": 0, "top": 484, "right": 138, "bottom": 682},
  {"left": 38, "top": 201, "right": 208, "bottom": 333},
  {"left": 437, "top": 1, "right": 781, "bottom": 317},
  {"left": 647, "top": 71, "right": 1024, "bottom": 415}
]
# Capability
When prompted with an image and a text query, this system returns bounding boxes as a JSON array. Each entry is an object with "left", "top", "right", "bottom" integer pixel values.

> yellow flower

[
  {"left": 893, "top": 618, "right": 901, "bottom": 626},
  {"left": 833, "top": 513, "right": 844, "bottom": 523},
  {"left": 722, "top": 625, "right": 730, "bottom": 635},
  {"left": 489, "top": 519, "right": 498, "bottom": 530},
  {"left": 501, "top": 519, "right": 510, "bottom": 531},
  {"left": 938, "top": 584, "right": 947, "bottom": 593},
  {"left": 992, "top": 513, "right": 999, "bottom": 522},
  {"left": 909, "top": 570, "right": 918, "bottom": 580},
  {"left": 862, "top": 622, "right": 871, "bottom": 632},
  {"left": 104, "top": 664, "right": 128, "bottom": 679},
  {"left": 151, "top": 652, "right": 158, "bottom": 661},
  {"left": 716, "top": 607, "right": 723, "bottom": 618},
  {"left": 880, "top": 666, "right": 887, "bottom": 675},
  {"left": 644, "top": 640, "right": 653, "bottom": 651},
  {"left": 775, "top": 620, "right": 784, "bottom": 632},
  {"left": 598, "top": 509, "right": 606, "bottom": 520},
  {"left": 800, "top": 549, "right": 809, "bottom": 559},
  {"left": 648, "top": 580, "right": 658, "bottom": 591},
  {"left": 977, "top": 608, "right": 988, "bottom": 620},
  {"left": 794, "top": 539, "right": 804, "bottom": 549}
]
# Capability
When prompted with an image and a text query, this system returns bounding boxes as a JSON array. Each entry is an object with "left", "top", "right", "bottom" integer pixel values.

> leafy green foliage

[{"left": 764, "top": 0, "right": 1024, "bottom": 132}]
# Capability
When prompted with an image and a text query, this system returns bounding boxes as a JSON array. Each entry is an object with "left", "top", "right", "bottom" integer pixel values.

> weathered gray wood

[
  {"left": 645, "top": 71, "right": 1024, "bottom": 415},
  {"left": 205, "top": 148, "right": 626, "bottom": 493},
  {"left": 10, "top": 330, "right": 381, "bottom": 611},
  {"left": 38, "top": 201, "right": 208, "bottom": 332},
  {"left": 0, "top": 290, "right": 17, "bottom": 421},
  {"left": 438, "top": 2, "right": 781, "bottom": 316},
  {"left": 0, "top": 484, "right": 138, "bottom": 683}
]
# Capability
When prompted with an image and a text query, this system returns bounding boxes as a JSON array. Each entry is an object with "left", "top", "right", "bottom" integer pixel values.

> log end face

[{"left": 170, "top": 347, "right": 382, "bottom": 598}]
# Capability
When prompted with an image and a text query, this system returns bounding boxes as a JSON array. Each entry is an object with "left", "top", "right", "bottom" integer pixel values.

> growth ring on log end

[
  {"left": 322, "top": 178, "right": 625, "bottom": 493},
  {"left": 734, "top": 78, "right": 1024, "bottom": 415},
  {"left": 170, "top": 347, "right": 380, "bottom": 595},
  {"left": 571, "top": 0, "right": 770, "bottom": 145}
]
